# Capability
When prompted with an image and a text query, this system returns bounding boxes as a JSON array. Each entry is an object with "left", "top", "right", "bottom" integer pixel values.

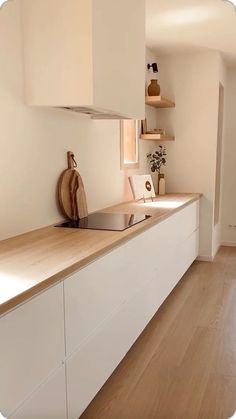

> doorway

[{"left": 214, "top": 83, "right": 224, "bottom": 226}]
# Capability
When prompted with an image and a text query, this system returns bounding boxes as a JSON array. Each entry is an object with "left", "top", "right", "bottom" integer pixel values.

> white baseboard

[
  {"left": 221, "top": 242, "right": 236, "bottom": 247},
  {"left": 197, "top": 244, "right": 236, "bottom": 262},
  {"left": 213, "top": 244, "right": 220, "bottom": 260},
  {"left": 196, "top": 255, "right": 213, "bottom": 262}
]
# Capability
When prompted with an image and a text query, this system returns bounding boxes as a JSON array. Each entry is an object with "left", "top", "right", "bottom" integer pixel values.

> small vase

[
  {"left": 148, "top": 79, "right": 161, "bottom": 96},
  {"left": 157, "top": 173, "right": 165, "bottom": 195}
]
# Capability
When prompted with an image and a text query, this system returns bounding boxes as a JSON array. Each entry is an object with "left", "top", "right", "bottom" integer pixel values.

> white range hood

[
  {"left": 21, "top": 0, "right": 145, "bottom": 120},
  {"left": 61, "top": 107, "right": 131, "bottom": 120}
]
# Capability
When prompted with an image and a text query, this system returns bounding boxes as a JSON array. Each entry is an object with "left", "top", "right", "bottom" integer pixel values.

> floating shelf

[
  {"left": 141, "top": 134, "right": 175, "bottom": 141},
  {"left": 145, "top": 96, "right": 175, "bottom": 109}
]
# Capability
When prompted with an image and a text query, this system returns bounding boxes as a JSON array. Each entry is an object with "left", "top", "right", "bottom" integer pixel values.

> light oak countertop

[{"left": 0, "top": 194, "right": 201, "bottom": 317}]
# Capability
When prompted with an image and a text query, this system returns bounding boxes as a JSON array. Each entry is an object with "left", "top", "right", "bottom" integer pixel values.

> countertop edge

[{"left": 0, "top": 194, "right": 202, "bottom": 317}]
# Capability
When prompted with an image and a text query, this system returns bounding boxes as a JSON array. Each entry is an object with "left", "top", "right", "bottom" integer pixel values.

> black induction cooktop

[{"left": 57, "top": 212, "right": 151, "bottom": 232}]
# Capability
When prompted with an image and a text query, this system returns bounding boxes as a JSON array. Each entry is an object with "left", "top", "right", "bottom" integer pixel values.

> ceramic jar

[
  {"left": 157, "top": 173, "right": 165, "bottom": 195},
  {"left": 148, "top": 79, "right": 161, "bottom": 96}
]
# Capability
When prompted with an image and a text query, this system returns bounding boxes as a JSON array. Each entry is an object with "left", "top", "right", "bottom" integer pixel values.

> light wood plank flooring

[{"left": 80, "top": 247, "right": 236, "bottom": 419}]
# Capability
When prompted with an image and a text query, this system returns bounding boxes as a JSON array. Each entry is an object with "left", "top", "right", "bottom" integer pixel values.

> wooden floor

[{"left": 80, "top": 247, "right": 236, "bottom": 419}]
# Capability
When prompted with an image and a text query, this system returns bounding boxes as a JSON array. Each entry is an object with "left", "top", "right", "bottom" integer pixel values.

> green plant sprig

[{"left": 147, "top": 146, "right": 167, "bottom": 174}]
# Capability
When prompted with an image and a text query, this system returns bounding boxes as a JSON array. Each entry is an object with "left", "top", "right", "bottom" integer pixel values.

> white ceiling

[{"left": 146, "top": 0, "right": 236, "bottom": 65}]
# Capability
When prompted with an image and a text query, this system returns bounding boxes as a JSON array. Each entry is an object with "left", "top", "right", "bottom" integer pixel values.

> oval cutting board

[{"left": 58, "top": 152, "right": 88, "bottom": 220}]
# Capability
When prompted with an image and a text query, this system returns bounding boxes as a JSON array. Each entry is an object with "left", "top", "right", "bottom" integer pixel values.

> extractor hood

[
  {"left": 21, "top": 0, "right": 145, "bottom": 120},
  {"left": 61, "top": 107, "right": 130, "bottom": 120}
]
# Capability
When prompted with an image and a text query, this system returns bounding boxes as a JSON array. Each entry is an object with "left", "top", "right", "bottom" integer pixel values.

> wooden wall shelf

[
  {"left": 145, "top": 96, "right": 175, "bottom": 109},
  {"left": 141, "top": 134, "right": 175, "bottom": 141}
]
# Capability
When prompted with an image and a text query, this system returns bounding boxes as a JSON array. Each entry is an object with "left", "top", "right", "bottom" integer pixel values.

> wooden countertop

[{"left": 0, "top": 194, "right": 201, "bottom": 317}]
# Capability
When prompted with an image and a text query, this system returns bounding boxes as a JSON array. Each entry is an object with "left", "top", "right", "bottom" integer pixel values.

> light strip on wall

[
  {"left": 0, "top": 0, "right": 11, "bottom": 7},
  {"left": 224, "top": 0, "right": 236, "bottom": 8}
]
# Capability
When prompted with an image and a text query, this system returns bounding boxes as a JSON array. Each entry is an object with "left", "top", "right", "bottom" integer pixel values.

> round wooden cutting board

[{"left": 58, "top": 152, "right": 88, "bottom": 220}]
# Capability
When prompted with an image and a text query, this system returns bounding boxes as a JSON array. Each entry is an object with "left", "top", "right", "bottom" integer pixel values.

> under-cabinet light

[
  {"left": 0, "top": 0, "right": 8, "bottom": 7},
  {"left": 224, "top": 0, "right": 236, "bottom": 8},
  {"left": 140, "top": 200, "right": 182, "bottom": 209}
]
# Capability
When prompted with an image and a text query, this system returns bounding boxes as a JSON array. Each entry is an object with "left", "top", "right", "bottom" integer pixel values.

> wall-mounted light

[
  {"left": 147, "top": 63, "right": 159, "bottom": 74},
  {"left": 223, "top": 0, "right": 236, "bottom": 9}
]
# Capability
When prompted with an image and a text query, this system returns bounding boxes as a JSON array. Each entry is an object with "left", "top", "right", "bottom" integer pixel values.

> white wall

[
  {"left": 147, "top": 51, "right": 224, "bottom": 258},
  {"left": 1, "top": 1, "right": 227, "bottom": 258},
  {"left": 221, "top": 68, "right": 236, "bottom": 245},
  {"left": 0, "top": 2, "right": 152, "bottom": 240}
]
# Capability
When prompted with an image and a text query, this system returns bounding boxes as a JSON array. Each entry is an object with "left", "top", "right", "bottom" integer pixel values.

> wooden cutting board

[{"left": 58, "top": 151, "right": 88, "bottom": 220}]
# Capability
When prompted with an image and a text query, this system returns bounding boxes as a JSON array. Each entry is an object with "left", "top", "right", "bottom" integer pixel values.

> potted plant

[{"left": 147, "top": 146, "right": 167, "bottom": 195}]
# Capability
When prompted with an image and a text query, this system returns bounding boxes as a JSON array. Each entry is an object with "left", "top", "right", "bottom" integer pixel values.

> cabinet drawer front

[
  {"left": 10, "top": 367, "right": 67, "bottom": 419},
  {"left": 64, "top": 236, "right": 156, "bottom": 356},
  {"left": 64, "top": 222, "right": 173, "bottom": 356},
  {"left": 66, "top": 275, "right": 164, "bottom": 419},
  {"left": 64, "top": 202, "right": 199, "bottom": 356},
  {"left": 157, "top": 228, "right": 199, "bottom": 298},
  {"left": 0, "top": 284, "right": 65, "bottom": 417},
  {"left": 143, "top": 201, "right": 199, "bottom": 249},
  {"left": 66, "top": 228, "right": 199, "bottom": 419}
]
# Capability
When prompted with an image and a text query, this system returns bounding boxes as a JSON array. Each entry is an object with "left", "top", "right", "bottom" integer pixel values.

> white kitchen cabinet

[
  {"left": 0, "top": 200, "right": 200, "bottom": 419},
  {"left": 64, "top": 201, "right": 199, "bottom": 355},
  {"left": 64, "top": 235, "right": 159, "bottom": 356},
  {"left": 21, "top": 0, "right": 145, "bottom": 120},
  {"left": 65, "top": 278, "right": 160, "bottom": 419},
  {"left": 64, "top": 202, "right": 199, "bottom": 418},
  {"left": 0, "top": 284, "right": 65, "bottom": 418},
  {"left": 66, "top": 230, "right": 199, "bottom": 419},
  {"left": 10, "top": 367, "right": 67, "bottom": 419}
]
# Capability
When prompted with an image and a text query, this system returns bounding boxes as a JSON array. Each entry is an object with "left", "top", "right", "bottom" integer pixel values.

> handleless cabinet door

[
  {"left": 64, "top": 201, "right": 200, "bottom": 357},
  {"left": 64, "top": 236, "right": 157, "bottom": 356},
  {"left": 64, "top": 201, "right": 200, "bottom": 418},
  {"left": 10, "top": 366, "right": 67, "bottom": 419},
  {"left": 0, "top": 284, "right": 65, "bottom": 417}
]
